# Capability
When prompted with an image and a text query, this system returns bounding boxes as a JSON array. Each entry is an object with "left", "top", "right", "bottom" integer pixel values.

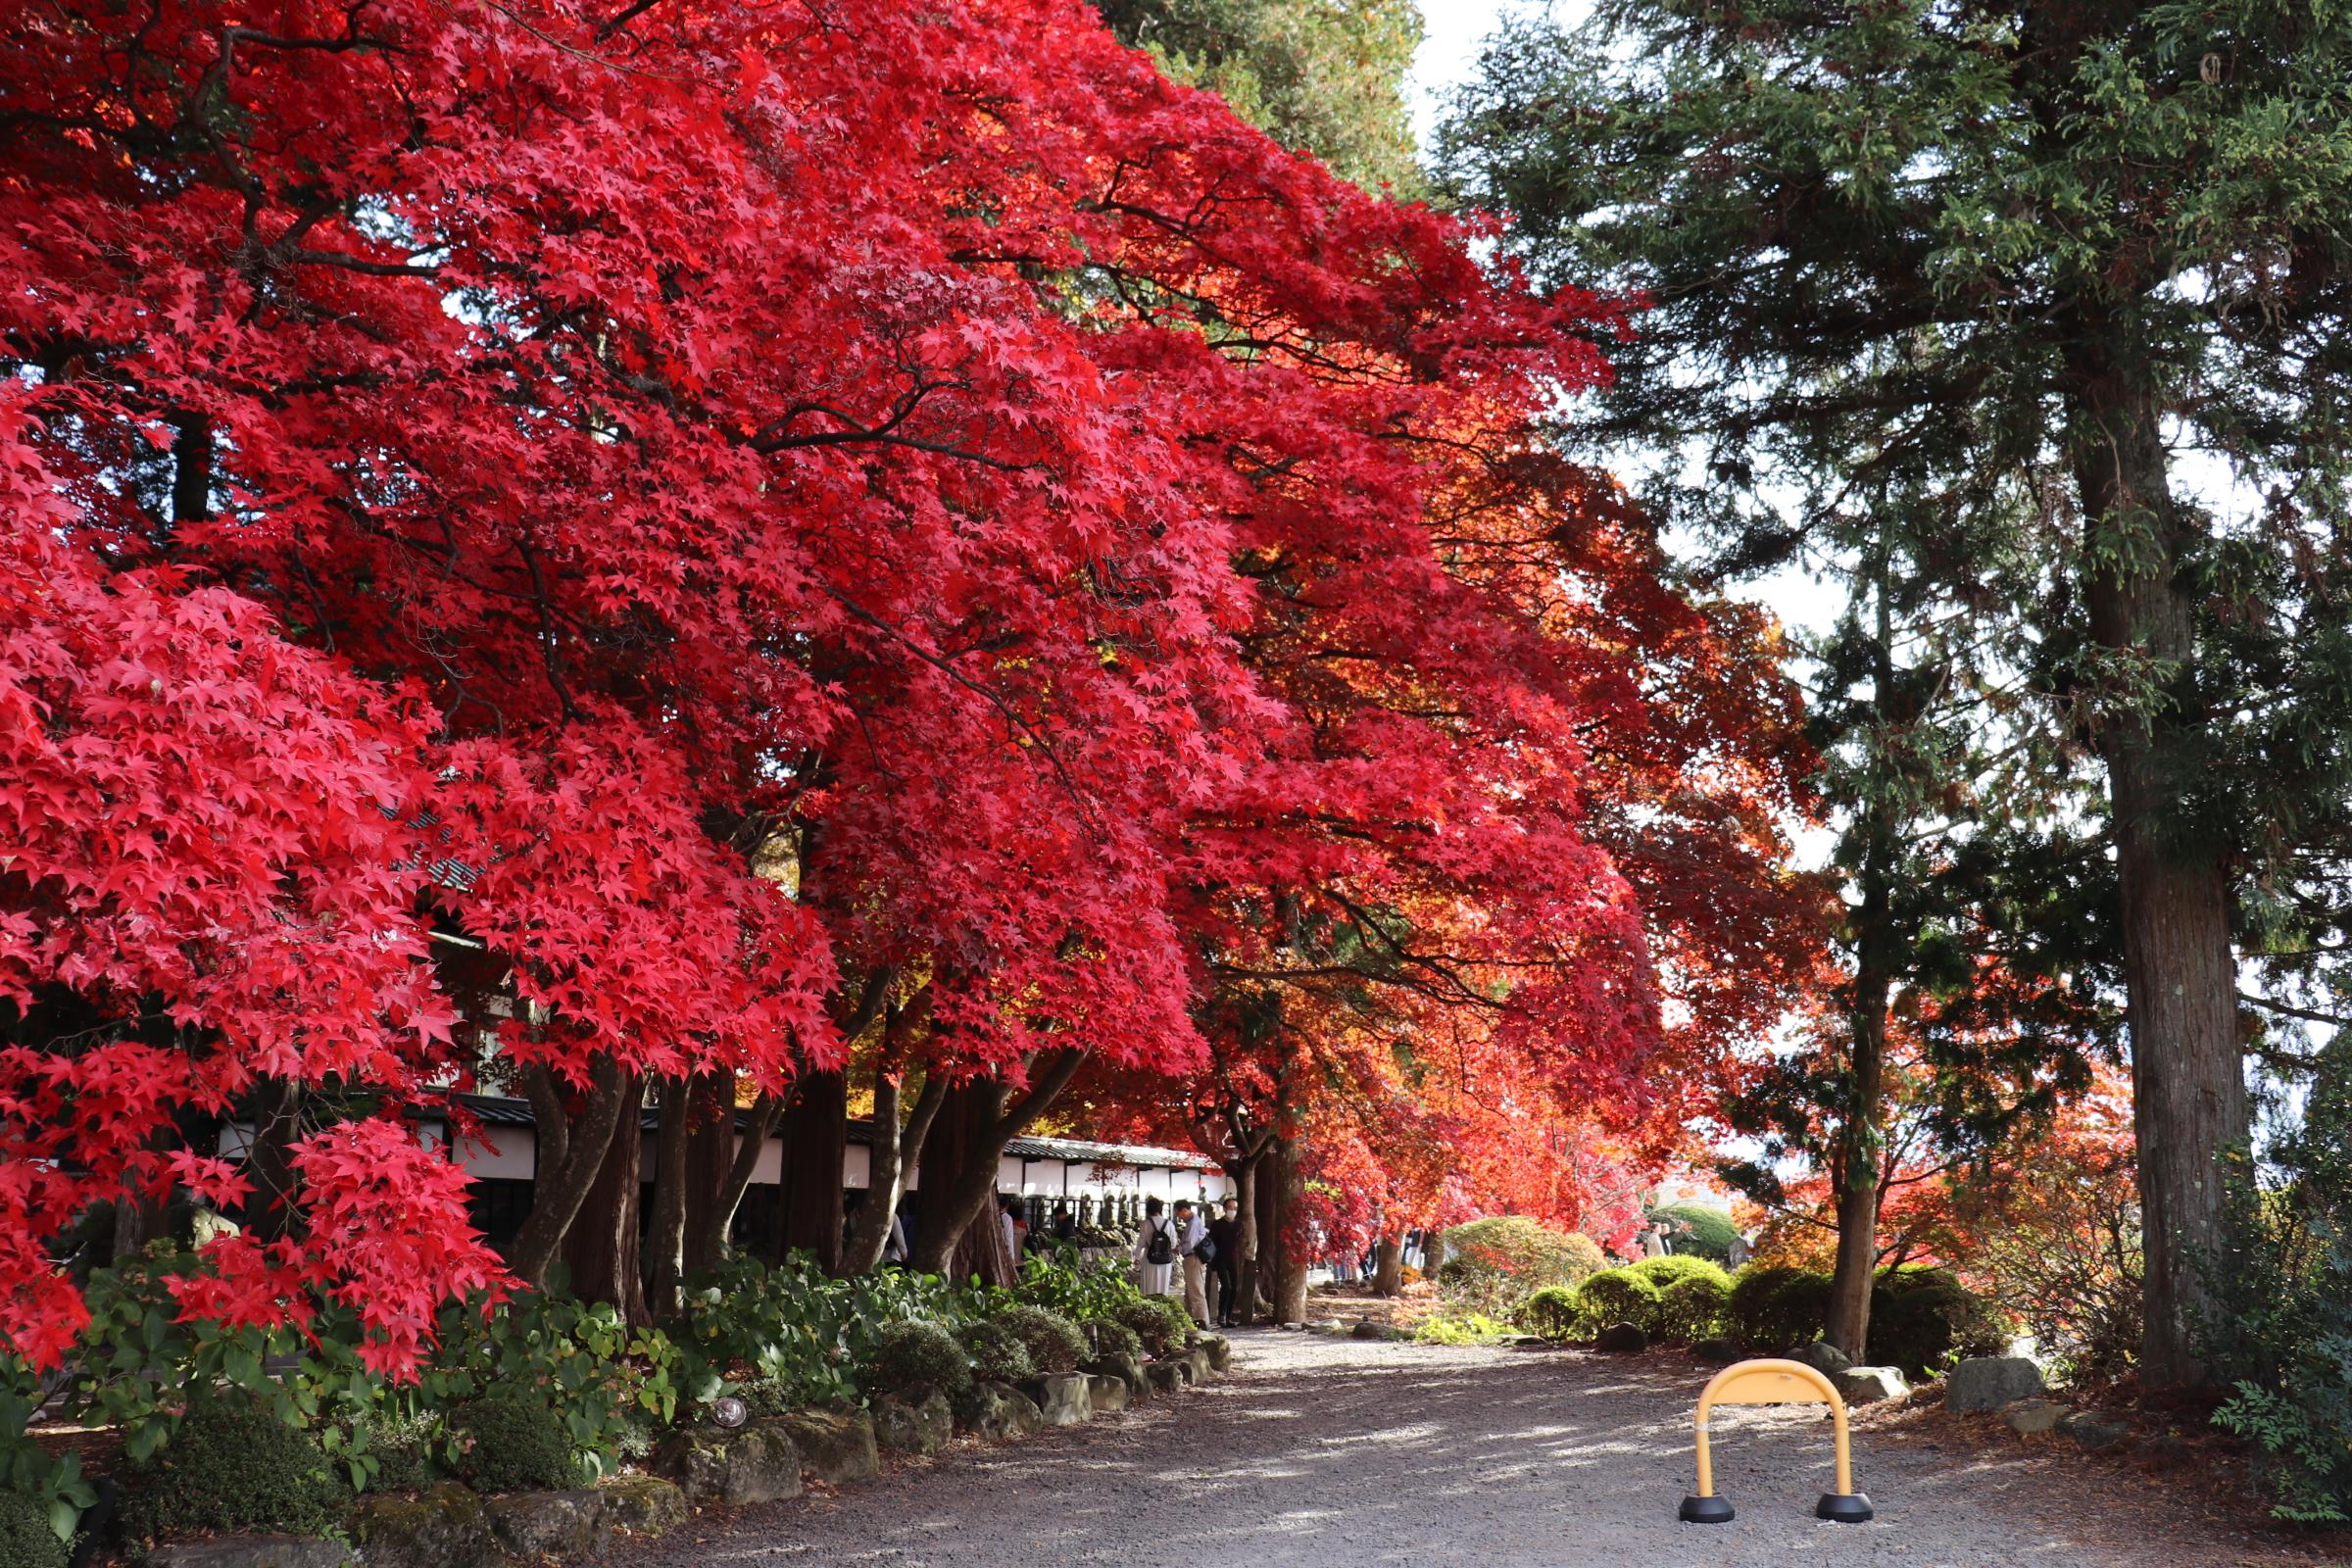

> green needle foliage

[{"left": 1441, "top": 0, "right": 2352, "bottom": 1388}]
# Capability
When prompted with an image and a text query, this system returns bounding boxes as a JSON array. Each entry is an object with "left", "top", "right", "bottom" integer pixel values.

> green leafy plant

[
  {"left": 1437, "top": 1219, "right": 1605, "bottom": 1316},
  {"left": 958, "top": 1321, "right": 1037, "bottom": 1387},
  {"left": 1516, "top": 1285, "right": 1588, "bottom": 1342},
  {"left": 1726, "top": 1265, "right": 1832, "bottom": 1352},
  {"left": 119, "top": 1386, "right": 348, "bottom": 1544},
  {"left": 1655, "top": 1274, "right": 1732, "bottom": 1345},
  {"left": 993, "top": 1305, "right": 1088, "bottom": 1378},
  {"left": 1576, "top": 1268, "right": 1662, "bottom": 1333},
  {"left": 1081, "top": 1318, "right": 1143, "bottom": 1364},
  {"left": 1412, "top": 1313, "right": 1514, "bottom": 1346},
  {"left": 0, "top": 1487, "right": 65, "bottom": 1568},
  {"left": 1866, "top": 1266, "right": 2006, "bottom": 1379},
  {"left": 862, "top": 1320, "right": 973, "bottom": 1402},
  {"left": 451, "top": 1380, "right": 580, "bottom": 1494},
  {"left": 1648, "top": 1205, "right": 1740, "bottom": 1263}
]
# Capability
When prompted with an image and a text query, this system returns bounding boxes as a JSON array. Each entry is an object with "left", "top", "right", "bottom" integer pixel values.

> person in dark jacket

[{"left": 1205, "top": 1197, "right": 1243, "bottom": 1328}]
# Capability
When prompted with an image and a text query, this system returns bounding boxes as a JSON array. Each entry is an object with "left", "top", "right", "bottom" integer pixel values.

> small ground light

[{"left": 711, "top": 1395, "right": 750, "bottom": 1429}]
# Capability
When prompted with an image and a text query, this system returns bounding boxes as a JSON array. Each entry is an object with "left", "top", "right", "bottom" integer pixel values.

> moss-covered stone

[
  {"left": 870, "top": 1392, "right": 955, "bottom": 1457},
  {"left": 344, "top": 1481, "right": 499, "bottom": 1568},
  {"left": 484, "top": 1488, "right": 612, "bottom": 1558},
  {"left": 768, "top": 1410, "right": 877, "bottom": 1486},
  {"left": 146, "top": 1538, "right": 352, "bottom": 1568},
  {"left": 598, "top": 1474, "right": 688, "bottom": 1535},
  {"left": 956, "top": 1383, "right": 1043, "bottom": 1441},
  {"left": 651, "top": 1425, "right": 802, "bottom": 1507}
]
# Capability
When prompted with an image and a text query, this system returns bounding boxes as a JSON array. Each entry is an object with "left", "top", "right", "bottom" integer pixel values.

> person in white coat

[{"left": 1133, "top": 1195, "right": 1179, "bottom": 1298}]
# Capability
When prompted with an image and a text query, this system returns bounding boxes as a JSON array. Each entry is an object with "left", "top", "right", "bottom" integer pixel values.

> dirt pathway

[{"left": 624, "top": 1330, "right": 2328, "bottom": 1567}]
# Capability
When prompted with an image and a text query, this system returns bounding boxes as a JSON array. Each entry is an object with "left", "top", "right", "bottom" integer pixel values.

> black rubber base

[
  {"left": 1816, "top": 1492, "right": 1875, "bottom": 1523},
  {"left": 1679, "top": 1494, "right": 1736, "bottom": 1524}
]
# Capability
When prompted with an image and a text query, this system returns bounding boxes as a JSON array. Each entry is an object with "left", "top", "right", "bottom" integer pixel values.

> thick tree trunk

[
  {"left": 563, "top": 1072, "right": 649, "bottom": 1326},
  {"left": 644, "top": 1077, "right": 693, "bottom": 1316},
  {"left": 681, "top": 1082, "right": 733, "bottom": 1274},
  {"left": 2065, "top": 351, "right": 2247, "bottom": 1389},
  {"left": 243, "top": 1079, "right": 304, "bottom": 1244},
  {"left": 1270, "top": 1134, "right": 1307, "bottom": 1323},
  {"left": 908, "top": 1049, "right": 1084, "bottom": 1281},
  {"left": 1251, "top": 1147, "right": 1280, "bottom": 1320},
  {"left": 775, "top": 1068, "right": 847, "bottom": 1272},
  {"left": 1230, "top": 1152, "right": 1261, "bottom": 1326},
  {"left": 1372, "top": 1233, "right": 1404, "bottom": 1298},
  {"left": 844, "top": 1072, "right": 946, "bottom": 1275},
  {"left": 507, "top": 1055, "right": 632, "bottom": 1289}
]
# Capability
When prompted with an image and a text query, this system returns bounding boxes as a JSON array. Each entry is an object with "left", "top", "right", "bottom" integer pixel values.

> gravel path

[{"left": 624, "top": 1330, "right": 2317, "bottom": 1568}]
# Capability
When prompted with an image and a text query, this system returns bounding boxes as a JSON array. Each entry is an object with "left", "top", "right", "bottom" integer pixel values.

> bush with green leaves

[
  {"left": 1516, "top": 1285, "right": 1588, "bottom": 1342},
  {"left": 1010, "top": 1255, "right": 1148, "bottom": 1324},
  {"left": 1082, "top": 1317, "right": 1144, "bottom": 1364},
  {"left": 1726, "top": 1265, "right": 1832, "bottom": 1351},
  {"left": 1628, "top": 1255, "right": 1729, "bottom": 1295},
  {"left": 450, "top": 1379, "right": 580, "bottom": 1494},
  {"left": 2201, "top": 1046, "right": 2352, "bottom": 1522},
  {"left": 1412, "top": 1313, "right": 1514, "bottom": 1346},
  {"left": 1865, "top": 1266, "right": 2006, "bottom": 1378},
  {"left": 1115, "top": 1297, "right": 1196, "bottom": 1359},
  {"left": 0, "top": 1489, "right": 64, "bottom": 1568},
  {"left": 1648, "top": 1205, "right": 1740, "bottom": 1263},
  {"left": 862, "top": 1320, "right": 972, "bottom": 1402},
  {"left": 1654, "top": 1274, "right": 1732, "bottom": 1345},
  {"left": 120, "top": 1387, "right": 348, "bottom": 1543},
  {"left": 1437, "top": 1218, "right": 1606, "bottom": 1315},
  {"left": 958, "top": 1320, "right": 1037, "bottom": 1387},
  {"left": 993, "top": 1305, "right": 1088, "bottom": 1378},
  {"left": 1575, "top": 1268, "right": 1661, "bottom": 1332}
]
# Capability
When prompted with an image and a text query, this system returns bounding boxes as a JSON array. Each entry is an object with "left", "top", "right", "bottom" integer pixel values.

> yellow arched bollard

[{"left": 1678, "top": 1357, "right": 1874, "bottom": 1525}]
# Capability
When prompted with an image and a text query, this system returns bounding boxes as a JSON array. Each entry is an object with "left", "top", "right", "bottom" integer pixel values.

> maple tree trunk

[
  {"left": 644, "top": 1076, "right": 703, "bottom": 1315},
  {"left": 1269, "top": 1134, "right": 1307, "bottom": 1322},
  {"left": 2067, "top": 351, "right": 2247, "bottom": 1390},
  {"left": 775, "top": 1068, "right": 847, "bottom": 1273},
  {"left": 1372, "top": 1233, "right": 1403, "bottom": 1298},
  {"left": 1250, "top": 1150, "right": 1280, "bottom": 1321},
  {"left": 508, "top": 1055, "right": 631, "bottom": 1290},
  {"left": 910, "top": 1080, "right": 1006, "bottom": 1279},
  {"left": 243, "top": 1079, "right": 304, "bottom": 1244},
  {"left": 844, "top": 1072, "right": 946, "bottom": 1275},
  {"left": 1230, "top": 1153, "right": 1261, "bottom": 1326},
  {"left": 564, "top": 1072, "right": 650, "bottom": 1326},
  {"left": 681, "top": 1080, "right": 733, "bottom": 1275}
]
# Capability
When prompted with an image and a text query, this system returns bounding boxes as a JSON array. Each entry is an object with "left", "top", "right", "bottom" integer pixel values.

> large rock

[
  {"left": 2062, "top": 1409, "right": 2132, "bottom": 1451},
  {"left": 2000, "top": 1397, "right": 2071, "bottom": 1436},
  {"left": 347, "top": 1482, "right": 500, "bottom": 1568},
  {"left": 871, "top": 1391, "right": 956, "bottom": 1458},
  {"left": 1790, "top": 1341, "right": 1852, "bottom": 1376},
  {"left": 1184, "top": 1348, "right": 1217, "bottom": 1385},
  {"left": 771, "top": 1409, "right": 879, "bottom": 1486},
  {"left": 1023, "top": 1372, "right": 1094, "bottom": 1427},
  {"left": 1594, "top": 1322, "right": 1648, "bottom": 1353},
  {"left": 652, "top": 1423, "right": 802, "bottom": 1506},
  {"left": 1145, "top": 1360, "right": 1188, "bottom": 1395},
  {"left": 600, "top": 1474, "right": 688, "bottom": 1535},
  {"left": 149, "top": 1539, "right": 353, "bottom": 1568},
  {"left": 1084, "top": 1353, "right": 1148, "bottom": 1396},
  {"left": 484, "top": 1489, "right": 612, "bottom": 1559},
  {"left": 1833, "top": 1366, "right": 1908, "bottom": 1405},
  {"left": 1086, "top": 1373, "right": 1130, "bottom": 1414},
  {"left": 1946, "top": 1355, "right": 2046, "bottom": 1413},
  {"left": 958, "top": 1382, "right": 1043, "bottom": 1441},
  {"left": 1200, "top": 1336, "right": 1232, "bottom": 1373}
]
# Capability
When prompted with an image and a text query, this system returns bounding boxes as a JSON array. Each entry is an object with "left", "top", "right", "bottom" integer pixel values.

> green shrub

[
  {"left": 1649, "top": 1204, "right": 1741, "bottom": 1263},
  {"left": 1114, "top": 1298, "right": 1193, "bottom": 1359},
  {"left": 1576, "top": 1268, "right": 1662, "bottom": 1331},
  {"left": 1082, "top": 1317, "right": 1144, "bottom": 1364},
  {"left": 993, "top": 1305, "right": 1087, "bottom": 1377},
  {"left": 1438, "top": 1218, "right": 1606, "bottom": 1315},
  {"left": 359, "top": 1409, "right": 442, "bottom": 1493},
  {"left": 1655, "top": 1274, "right": 1732, "bottom": 1345},
  {"left": 452, "top": 1380, "right": 579, "bottom": 1494},
  {"left": 0, "top": 1490, "right": 64, "bottom": 1568},
  {"left": 1411, "top": 1313, "right": 1514, "bottom": 1346},
  {"left": 2203, "top": 1045, "right": 2352, "bottom": 1521},
  {"left": 1517, "top": 1285, "right": 1588, "bottom": 1342},
  {"left": 862, "top": 1319, "right": 972, "bottom": 1401},
  {"left": 1866, "top": 1266, "right": 2007, "bottom": 1378},
  {"left": 1726, "top": 1265, "right": 1832, "bottom": 1351},
  {"left": 1630, "top": 1255, "right": 1730, "bottom": 1295},
  {"left": 958, "top": 1320, "right": 1036, "bottom": 1386},
  {"left": 121, "top": 1387, "right": 347, "bottom": 1542}
]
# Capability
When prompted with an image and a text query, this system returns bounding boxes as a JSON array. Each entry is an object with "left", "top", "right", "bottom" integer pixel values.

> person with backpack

[
  {"left": 1133, "top": 1195, "right": 1179, "bottom": 1298},
  {"left": 1175, "top": 1200, "right": 1212, "bottom": 1325}
]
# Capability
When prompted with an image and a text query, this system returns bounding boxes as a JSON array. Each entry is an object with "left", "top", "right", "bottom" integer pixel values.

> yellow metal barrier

[{"left": 1677, "top": 1357, "right": 1874, "bottom": 1524}]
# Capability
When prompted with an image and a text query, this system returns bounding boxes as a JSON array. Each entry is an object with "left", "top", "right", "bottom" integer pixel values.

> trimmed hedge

[
  {"left": 1868, "top": 1265, "right": 2008, "bottom": 1377},
  {"left": 453, "top": 1380, "right": 580, "bottom": 1494},
  {"left": 121, "top": 1387, "right": 348, "bottom": 1542},
  {"left": 995, "top": 1305, "right": 1088, "bottom": 1377},
  {"left": 864, "top": 1319, "right": 973, "bottom": 1401},
  {"left": 1518, "top": 1285, "right": 1585, "bottom": 1342},
  {"left": 1650, "top": 1204, "right": 1740, "bottom": 1263},
  {"left": 1629, "top": 1255, "right": 1730, "bottom": 1295},
  {"left": 0, "top": 1490, "right": 63, "bottom": 1568},
  {"left": 960, "top": 1319, "right": 1037, "bottom": 1386},
  {"left": 1655, "top": 1274, "right": 1731, "bottom": 1344},
  {"left": 1576, "top": 1268, "right": 1662, "bottom": 1332},
  {"left": 1726, "top": 1265, "right": 1832, "bottom": 1352}
]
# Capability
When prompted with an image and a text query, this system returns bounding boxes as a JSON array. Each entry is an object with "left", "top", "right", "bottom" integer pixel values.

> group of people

[{"left": 1131, "top": 1194, "right": 1243, "bottom": 1329}]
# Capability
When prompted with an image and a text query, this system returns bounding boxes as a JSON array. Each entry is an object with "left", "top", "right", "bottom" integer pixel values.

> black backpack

[
  {"left": 1145, "top": 1220, "right": 1174, "bottom": 1266},
  {"left": 1192, "top": 1233, "right": 1217, "bottom": 1264}
]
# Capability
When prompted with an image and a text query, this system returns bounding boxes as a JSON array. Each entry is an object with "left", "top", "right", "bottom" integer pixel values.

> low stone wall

[{"left": 150, "top": 1336, "right": 1230, "bottom": 1568}]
